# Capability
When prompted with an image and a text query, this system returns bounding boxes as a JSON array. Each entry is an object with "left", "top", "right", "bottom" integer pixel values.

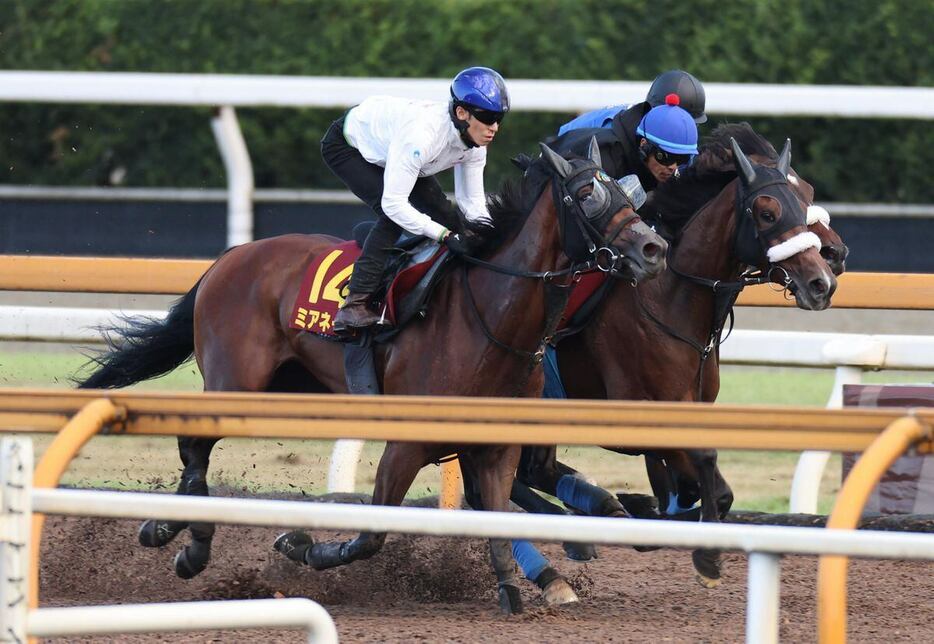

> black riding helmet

[{"left": 646, "top": 70, "right": 707, "bottom": 124}]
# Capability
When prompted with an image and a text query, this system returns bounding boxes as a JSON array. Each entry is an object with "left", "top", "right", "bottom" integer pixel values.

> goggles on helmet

[
  {"left": 644, "top": 141, "right": 691, "bottom": 167},
  {"left": 458, "top": 103, "right": 506, "bottom": 125}
]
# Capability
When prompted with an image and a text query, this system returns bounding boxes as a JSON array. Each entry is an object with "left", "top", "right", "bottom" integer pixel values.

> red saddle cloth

[
  {"left": 556, "top": 270, "right": 608, "bottom": 331},
  {"left": 289, "top": 240, "right": 446, "bottom": 338}
]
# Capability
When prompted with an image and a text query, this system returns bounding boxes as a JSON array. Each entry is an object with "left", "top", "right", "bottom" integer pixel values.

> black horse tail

[{"left": 75, "top": 279, "right": 201, "bottom": 389}]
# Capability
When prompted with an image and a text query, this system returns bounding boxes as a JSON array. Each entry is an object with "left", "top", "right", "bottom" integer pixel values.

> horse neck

[
  {"left": 579, "top": 182, "right": 742, "bottom": 402},
  {"left": 666, "top": 181, "right": 741, "bottom": 284},
  {"left": 470, "top": 186, "right": 566, "bottom": 333}
]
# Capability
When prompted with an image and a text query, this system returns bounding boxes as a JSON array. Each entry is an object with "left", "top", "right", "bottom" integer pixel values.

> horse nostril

[
  {"left": 810, "top": 277, "right": 828, "bottom": 295},
  {"left": 643, "top": 242, "right": 662, "bottom": 260}
]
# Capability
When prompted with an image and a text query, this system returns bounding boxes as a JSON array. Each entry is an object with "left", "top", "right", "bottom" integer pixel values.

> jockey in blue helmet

[
  {"left": 635, "top": 93, "right": 699, "bottom": 184},
  {"left": 548, "top": 92, "right": 697, "bottom": 195},
  {"left": 325, "top": 66, "right": 509, "bottom": 335}
]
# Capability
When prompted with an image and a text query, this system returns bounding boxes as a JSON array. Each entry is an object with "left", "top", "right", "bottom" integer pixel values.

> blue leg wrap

[
  {"left": 512, "top": 540, "right": 549, "bottom": 582},
  {"left": 542, "top": 346, "right": 567, "bottom": 399},
  {"left": 666, "top": 492, "right": 700, "bottom": 515},
  {"left": 556, "top": 474, "right": 610, "bottom": 516}
]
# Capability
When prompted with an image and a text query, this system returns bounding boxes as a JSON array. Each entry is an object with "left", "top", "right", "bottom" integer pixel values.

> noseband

[{"left": 733, "top": 165, "right": 814, "bottom": 269}]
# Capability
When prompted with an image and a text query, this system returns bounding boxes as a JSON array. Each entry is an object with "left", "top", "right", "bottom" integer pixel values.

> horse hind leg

[{"left": 169, "top": 436, "right": 220, "bottom": 579}]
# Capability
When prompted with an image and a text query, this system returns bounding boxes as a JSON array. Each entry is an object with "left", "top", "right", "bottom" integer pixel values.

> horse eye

[{"left": 760, "top": 211, "right": 776, "bottom": 223}]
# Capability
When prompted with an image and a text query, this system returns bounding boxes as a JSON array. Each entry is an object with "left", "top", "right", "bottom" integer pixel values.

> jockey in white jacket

[{"left": 321, "top": 66, "right": 510, "bottom": 335}]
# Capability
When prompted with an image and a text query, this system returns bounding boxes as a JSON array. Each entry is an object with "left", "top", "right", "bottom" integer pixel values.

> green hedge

[{"left": 0, "top": 0, "right": 931, "bottom": 201}]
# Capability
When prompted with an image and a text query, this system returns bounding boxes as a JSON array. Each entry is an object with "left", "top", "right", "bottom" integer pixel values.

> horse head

[
  {"left": 539, "top": 138, "right": 667, "bottom": 283},
  {"left": 746, "top": 154, "right": 849, "bottom": 277},
  {"left": 787, "top": 174, "right": 848, "bottom": 275},
  {"left": 731, "top": 138, "right": 837, "bottom": 310}
]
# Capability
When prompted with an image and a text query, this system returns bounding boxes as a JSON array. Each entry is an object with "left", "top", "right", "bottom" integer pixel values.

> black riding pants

[{"left": 321, "top": 117, "right": 458, "bottom": 295}]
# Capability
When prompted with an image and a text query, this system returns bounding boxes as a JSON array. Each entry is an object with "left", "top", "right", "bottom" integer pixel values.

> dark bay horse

[
  {"left": 638, "top": 161, "right": 849, "bottom": 526},
  {"left": 77, "top": 141, "right": 667, "bottom": 614},
  {"left": 508, "top": 124, "right": 838, "bottom": 587}
]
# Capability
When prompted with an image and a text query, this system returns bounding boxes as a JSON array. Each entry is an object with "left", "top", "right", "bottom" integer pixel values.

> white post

[
  {"left": 0, "top": 438, "right": 33, "bottom": 644},
  {"left": 327, "top": 439, "right": 366, "bottom": 493},
  {"left": 746, "top": 552, "right": 781, "bottom": 644},
  {"left": 789, "top": 364, "right": 863, "bottom": 513},
  {"left": 211, "top": 105, "right": 255, "bottom": 247}
]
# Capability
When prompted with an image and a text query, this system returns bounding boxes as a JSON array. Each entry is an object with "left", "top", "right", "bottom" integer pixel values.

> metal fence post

[
  {"left": 211, "top": 105, "right": 255, "bottom": 247},
  {"left": 746, "top": 551, "right": 781, "bottom": 644}
]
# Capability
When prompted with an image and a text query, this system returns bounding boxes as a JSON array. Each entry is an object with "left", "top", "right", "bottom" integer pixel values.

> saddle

[{"left": 289, "top": 223, "right": 453, "bottom": 341}]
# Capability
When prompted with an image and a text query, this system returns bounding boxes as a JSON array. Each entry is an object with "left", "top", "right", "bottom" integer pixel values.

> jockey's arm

[
  {"left": 453, "top": 152, "right": 493, "bottom": 226},
  {"left": 382, "top": 137, "right": 449, "bottom": 242}
]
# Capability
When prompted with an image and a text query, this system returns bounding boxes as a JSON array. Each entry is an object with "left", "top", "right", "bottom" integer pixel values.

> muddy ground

[{"left": 39, "top": 507, "right": 934, "bottom": 643}]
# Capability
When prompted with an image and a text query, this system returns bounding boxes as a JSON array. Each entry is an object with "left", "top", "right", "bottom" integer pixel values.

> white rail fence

[
  {"left": 13, "top": 446, "right": 934, "bottom": 644},
  {"left": 2, "top": 71, "right": 932, "bottom": 247},
  {"left": 0, "top": 438, "right": 338, "bottom": 644},
  {"left": 3, "top": 305, "right": 932, "bottom": 513}
]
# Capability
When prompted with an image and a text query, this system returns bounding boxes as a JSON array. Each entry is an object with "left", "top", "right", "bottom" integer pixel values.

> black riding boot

[{"left": 333, "top": 292, "right": 380, "bottom": 335}]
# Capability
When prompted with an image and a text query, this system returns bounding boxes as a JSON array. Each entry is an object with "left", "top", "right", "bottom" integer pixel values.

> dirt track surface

[{"left": 38, "top": 511, "right": 934, "bottom": 643}]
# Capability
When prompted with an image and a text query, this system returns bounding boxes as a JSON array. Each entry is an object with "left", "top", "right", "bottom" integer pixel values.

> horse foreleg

[
  {"left": 469, "top": 447, "right": 527, "bottom": 614},
  {"left": 686, "top": 448, "right": 725, "bottom": 588},
  {"left": 511, "top": 478, "right": 598, "bottom": 562},
  {"left": 473, "top": 463, "right": 579, "bottom": 607},
  {"left": 275, "top": 441, "right": 425, "bottom": 570}
]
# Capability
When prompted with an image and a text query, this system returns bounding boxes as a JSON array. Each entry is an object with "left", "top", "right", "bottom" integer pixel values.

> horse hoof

[
  {"left": 632, "top": 544, "right": 661, "bottom": 552},
  {"left": 138, "top": 519, "right": 185, "bottom": 548},
  {"left": 691, "top": 548, "right": 722, "bottom": 586},
  {"left": 695, "top": 573, "right": 722, "bottom": 589},
  {"left": 173, "top": 543, "right": 210, "bottom": 579},
  {"left": 274, "top": 531, "right": 314, "bottom": 564},
  {"left": 563, "top": 541, "right": 598, "bottom": 561},
  {"left": 498, "top": 584, "right": 523, "bottom": 615},
  {"left": 542, "top": 578, "right": 579, "bottom": 607}
]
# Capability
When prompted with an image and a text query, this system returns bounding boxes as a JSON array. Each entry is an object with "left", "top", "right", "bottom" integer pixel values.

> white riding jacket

[{"left": 343, "top": 96, "right": 492, "bottom": 241}]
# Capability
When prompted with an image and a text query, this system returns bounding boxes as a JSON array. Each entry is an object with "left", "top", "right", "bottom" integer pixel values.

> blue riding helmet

[
  {"left": 636, "top": 94, "right": 698, "bottom": 156},
  {"left": 450, "top": 66, "right": 510, "bottom": 114}
]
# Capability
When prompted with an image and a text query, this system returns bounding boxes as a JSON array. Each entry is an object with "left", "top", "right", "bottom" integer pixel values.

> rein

[
  {"left": 454, "top": 165, "right": 640, "bottom": 367},
  {"left": 461, "top": 263, "right": 569, "bottom": 368},
  {"left": 634, "top": 177, "right": 795, "bottom": 401}
]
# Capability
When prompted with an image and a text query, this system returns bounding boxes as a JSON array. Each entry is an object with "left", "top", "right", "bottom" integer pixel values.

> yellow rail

[
  {"left": 0, "top": 255, "right": 209, "bottom": 294},
  {"left": 0, "top": 255, "right": 933, "bottom": 309},
  {"left": 30, "top": 399, "right": 125, "bottom": 616},
  {"left": 817, "top": 415, "right": 932, "bottom": 644},
  {"left": 1, "top": 388, "right": 933, "bottom": 453}
]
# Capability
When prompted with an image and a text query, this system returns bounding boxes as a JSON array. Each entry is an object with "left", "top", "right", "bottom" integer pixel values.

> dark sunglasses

[
  {"left": 467, "top": 107, "right": 506, "bottom": 125},
  {"left": 646, "top": 143, "right": 691, "bottom": 167}
]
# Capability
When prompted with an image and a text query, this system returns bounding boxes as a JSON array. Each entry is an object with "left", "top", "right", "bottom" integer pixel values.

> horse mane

[
  {"left": 475, "top": 175, "right": 531, "bottom": 251},
  {"left": 649, "top": 122, "right": 778, "bottom": 228}
]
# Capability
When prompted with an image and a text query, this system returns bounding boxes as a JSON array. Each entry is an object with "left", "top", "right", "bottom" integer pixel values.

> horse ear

[
  {"left": 539, "top": 142, "right": 573, "bottom": 179},
  {"left": 777, "top": 138, "right": 792, "bottom": 175},
  {"left": 730, "top": 137, "right": 757, "bottom": 186},
  {"left": 587, "top": 136, "right": 603, "bottom": 169}
]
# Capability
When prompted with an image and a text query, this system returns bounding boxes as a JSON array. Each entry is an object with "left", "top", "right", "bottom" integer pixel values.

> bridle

[
  {"left": 460, "top": 144, "right": 644, "bottom": 372},
  {"left": 634, "top": 137, "right": 812, "bottom": 400}
]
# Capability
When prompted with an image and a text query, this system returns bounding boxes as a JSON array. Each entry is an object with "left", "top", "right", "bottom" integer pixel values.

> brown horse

[
  {"left": 77, "top": 140, "right": 667, "bottom": 614},
  {"left": 507, "top": 124, "right": 838, "bottom": 587},
  {"left": 638, "top": 160, "right": 848, "bottom": 529}
]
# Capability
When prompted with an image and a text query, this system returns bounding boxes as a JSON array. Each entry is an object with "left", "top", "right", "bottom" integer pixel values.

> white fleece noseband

[
  {"left": 806, "top": 204, "right": 831, "bottom": 228},
  {"left": 767, "top": 231, "right": 823, "bottom": 263}
]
